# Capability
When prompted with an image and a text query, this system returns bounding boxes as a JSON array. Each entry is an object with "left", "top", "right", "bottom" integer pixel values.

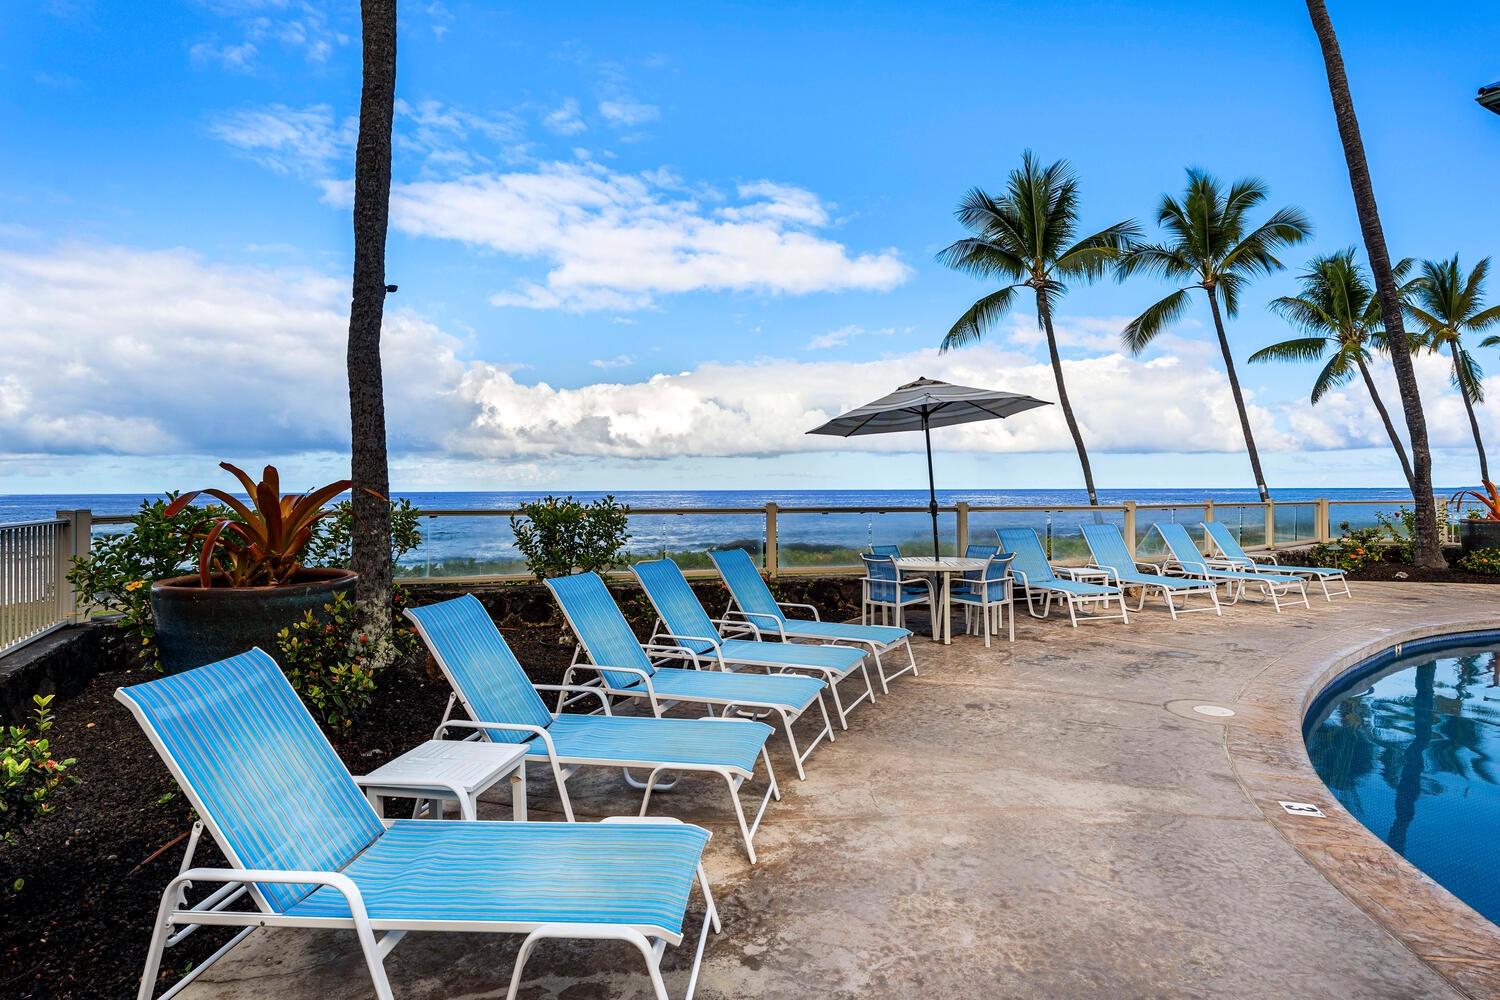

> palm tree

[
  {"left": 1407, "top": 255, "right": 1500, "bottom": 482},
  {"left": 1251, "top": 249, "right": 1420, "bottom": 491},
  {"left": 347, "top": 0, "right": 397, "bottom": 636},
  {"left": 937, "top": 152, "right": 1139, "bottom": 506},
  {"left": 1305, "top": 0, "right": 1445, "bottom": 568},
  {"left": 1117, "top": 171, "right": 1312, "bottom": 503}
]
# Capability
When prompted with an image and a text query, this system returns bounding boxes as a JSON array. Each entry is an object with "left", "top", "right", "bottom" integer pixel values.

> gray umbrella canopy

[{"left": 807, "top": 377, "right": 1052, "bottom": 559}]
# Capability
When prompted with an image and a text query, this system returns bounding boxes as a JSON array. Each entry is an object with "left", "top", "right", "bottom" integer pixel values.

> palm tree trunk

[
  {"left": 1451, "top": 344, "right": 1492, "bottom": 482},
  {"left": 1353, "top": 355, "right": 1415, "bottom": 492},
  {"left": 1306, "top": 0, "right": 1446, "bottom": 567},
  {"left": 1204, "top": 290, "right": 1272, "bottom": 502},
  {"left": 347, "top": 0, "right": 397, "bottom": 634},
  {"left": 1036, "top": 293, "right": 1099, "bottom": 506}
]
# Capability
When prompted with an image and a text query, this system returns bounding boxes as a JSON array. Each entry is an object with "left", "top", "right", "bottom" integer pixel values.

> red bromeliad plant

[
  {"left": 1456, "top": 481, "right": 1500, "bottom": 521},
  {"left": 164, "top": 463, "right": 352, "bottom": 588}
]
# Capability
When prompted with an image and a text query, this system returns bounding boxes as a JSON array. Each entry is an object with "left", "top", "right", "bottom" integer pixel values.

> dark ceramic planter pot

[
  {"left": 150, "top": 568, "right": 358, "bottom": 675},
  {"left": 1458, "top": 519, "right": 1500, "bottom": 555}
]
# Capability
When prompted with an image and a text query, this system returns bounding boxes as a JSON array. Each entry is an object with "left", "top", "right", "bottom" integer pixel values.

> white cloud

[
  {"left": 190, "top": 1, "right": 350, "bottom": 73},
  {"left": 0, "top": 243, "right": 469, "bottom": 458},
  {"left": 598, "top": 99, "right": 659, "bottom": 127},
  {"left": 543, "top": 98, "right": 587, "bottom": 136},
  {"left": 210, "top": 103, "right": 356, "bottom": 177},
  {"left": 330, "top": 160, "right": 909, "bottom": 310},
  {"left": 8, "top": 240, "right": 1500, "bottom": 476},
  {"left": 449, "top": 346, "right": 1304, "bottom": 461},
  {"left": 805, "top": 324, "right": 897, "bottom": 350}
]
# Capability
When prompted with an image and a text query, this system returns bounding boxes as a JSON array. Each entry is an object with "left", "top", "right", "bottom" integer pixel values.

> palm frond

[
  {"left": 1115, "top": 242, "right": 1193, "bottom": 281},
  {"left": 1122, "top": 287, "right": 1193, "bottom": 353},
  {"left": 1249, "top": 336, "right": 1331, "bottom": 364},
  {"left": 940, "top": 285, "right": 1021, "bottom": 352},
  {"left": 1055, "top": 219, "right": 1142, "bottom": 280},
  {"left": 936, "top": 237, "right": 1027, "bottom": 281},
  {"left": 1452, "top": 345, "right": 1486, "bottom": 404},
  {"left": 1310, "top": 352, "right": 1357, "bottom": 404}
]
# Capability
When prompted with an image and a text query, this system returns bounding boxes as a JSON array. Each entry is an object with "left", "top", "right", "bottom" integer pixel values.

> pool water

[{"left": 1305, "top": 635, "right": 1500, "bottom": 925}]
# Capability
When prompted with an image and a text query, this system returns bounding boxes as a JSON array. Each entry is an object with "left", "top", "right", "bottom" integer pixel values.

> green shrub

[
  {"left": 1307, "top": 522, "right": 1386, "bottom": 573},
  {"left": 1457, "top": 548, "right": 1500, "bottom": 576},
  {"left": 65, "top": 494, "right": 224, "bottom": 670},
  {"left": 275, "top": 588, "right": 420, "bottom": 738},
  {"left": 2, "top": 695, "right": 78, "bottom": 846},
  {"left": 510, "top": 495, "right": 631, "bottom": 581},
  {"left": 1374, "top": 507, "right": 1417, "bottom": 565},
  {"left": 303, "top": 498, "right": 425, "bottom": 569}
]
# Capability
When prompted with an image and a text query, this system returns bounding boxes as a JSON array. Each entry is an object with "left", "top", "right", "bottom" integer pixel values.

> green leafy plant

[
  {"left": 165, "top": 462, "right": 352, "bottom": 587},
  {"left": 2, "top": 695, "right": 78, "bottom": 846},
  {"left": 65, "top": 493, "right": 223, "bottom": 669},
  {"left": 510, "top": 495, "right": 631, "bottom": 581},
  {"left": 1308, "top": 522, "right": 1387, "bottom": 573},
  {"left": 1458, "top": 548, "right": 1500, "bottom": 576},
  {"left": 275, "top": 588, "right": 418, "bottom": 738},
  {"left": 304, "top": 497, "right": 425, "bottom": 569},
  {"left": 1374, "top": 507, "right": 1417, "bottom": 564}
]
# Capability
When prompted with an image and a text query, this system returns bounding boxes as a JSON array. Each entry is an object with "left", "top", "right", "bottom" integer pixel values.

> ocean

[{"left": 1, "top": 487, "right": 1431, "bottom": 575}]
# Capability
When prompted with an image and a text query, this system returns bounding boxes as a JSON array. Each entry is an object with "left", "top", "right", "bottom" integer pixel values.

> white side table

[{"left": 354, "top": 739, "right": 530, "bottom": 822}]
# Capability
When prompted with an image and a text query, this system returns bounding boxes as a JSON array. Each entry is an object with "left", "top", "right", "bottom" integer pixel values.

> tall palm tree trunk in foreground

[
  {"left": 1306, "top": 0, "right": 1445, "bottom": 567},
  {"left": 1206, "top": 291, "right": 1272, "bottom": 502},
  {"left": 1037, "top": 293, "right": 1099, "bottom": 506},
  {"left": 348, "top": 0, "right": 398, "bottom": 627},
  {"left": 1353, "top": 355, "right": 1416, "bottom": 490}
]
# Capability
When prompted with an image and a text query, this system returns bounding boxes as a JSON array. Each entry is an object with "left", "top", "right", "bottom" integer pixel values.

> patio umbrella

[{"left": 806, "top": 377, "right": 1052, "bottom": 561}]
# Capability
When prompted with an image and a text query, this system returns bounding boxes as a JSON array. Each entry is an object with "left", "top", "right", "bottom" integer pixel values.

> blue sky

[{"left": 2, "top": 1, "right": 1497, "bottom": 494}]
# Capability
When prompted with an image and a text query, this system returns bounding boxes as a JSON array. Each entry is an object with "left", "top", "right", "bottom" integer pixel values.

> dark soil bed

[
  {"left": 0, "top": 623, "right": 581, "bottom": 1000},
  {"left": 1345, "top": 560, "right": 1500, "bottom": 585}
]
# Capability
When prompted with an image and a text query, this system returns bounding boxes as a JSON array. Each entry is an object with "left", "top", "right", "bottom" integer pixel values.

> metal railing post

[
  {"left": 1122, "top": 501, "right": 1137, "bottom": 555},
  {"left": 764, "top": 503, "right": 779, "bottom": 579},
  {"left": 1264, "top": 503, "right": 1277, "bottom": 551},
  {"left": 1203, "top": 499, "right": 1214, "bottom": 523},
  {"left": 955, "top": 502, "right": 969, "bottom": 555},
  {"left": 1315, "top": 499, "right": 1330, "bottom": 543}
]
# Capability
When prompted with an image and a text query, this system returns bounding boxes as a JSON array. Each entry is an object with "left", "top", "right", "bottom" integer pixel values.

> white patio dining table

[{"left": 895, "top": 556, "right": 988, "bottom": 645}]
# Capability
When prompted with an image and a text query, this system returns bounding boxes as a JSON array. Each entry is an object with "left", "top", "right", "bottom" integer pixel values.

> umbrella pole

[{"left": 923, "top": 413, "right": 940, "bottom": 561}]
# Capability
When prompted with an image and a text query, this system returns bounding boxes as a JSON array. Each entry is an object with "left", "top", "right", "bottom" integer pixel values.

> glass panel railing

[
  {"left": 965, "top": 507, "right": 1126, "bottom": 565},
  {"left": 774, "top": 510, "right": 957, "bottom": 570},
  {"left": 1273, "top": 503, "right": 1318, "bottom": 547},
  {"left": 1206, "top": 505, "right": 1269, "bottom": 549},
  {"left": 621, "top": 512, "right": 766, "bottom": 570},
  {"left": 1328, "top": 500, "right": 1407, "bottom": 537},
  {"left": 1133, "top": 506, "right": 1209, "bottom": 559},
  {"left": 399, "top": 513, "right": 523, "bottom": 578}
]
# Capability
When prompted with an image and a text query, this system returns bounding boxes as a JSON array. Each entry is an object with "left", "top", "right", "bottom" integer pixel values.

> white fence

[{"left": 0, "top": 511, "right": 90, "bottom": 656}]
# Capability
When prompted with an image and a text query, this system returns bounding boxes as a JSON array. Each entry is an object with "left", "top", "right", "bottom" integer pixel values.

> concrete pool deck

[{"left": 172, "top": 581, "right": 1500, "bottom": 999}]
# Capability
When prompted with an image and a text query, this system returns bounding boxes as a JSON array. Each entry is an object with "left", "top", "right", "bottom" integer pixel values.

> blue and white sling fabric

[
  {"left": 950, "top": 554, "right": 1013, "bottom": 605},
  {"left": 633, "top": 559, "right": 865, "bottom": 673},
  {"left": 1155, "top": 523, "right": 1304, "bottom": 586},
  {"left": 709, "top": 549, "right": 911, "bottom": 646},
  {"left": 405, "top": 595, "right": 555, "bottom": 744},
  {"left": 406, "top": 594, "right": 771, "bottom": 775},
  {"left": 1081, "top": 523, "right": 1208, "bottom": 590},
  {"left": 1201, "top": 521, "right": 1348, "bottom": 579},
  {"left": 545, "top": 573, "right": 666, "bottom": 690},
  {"left": 997, "top": 529, "right": 1119, "bottom": 598},
  {"left": 285, "top": 819, "right": 709, "bottom": 939},
  {"left": 546, "top": 573, "right": 826, "bottom": 711},
  {"left": 117, "top": 649, "right": 392, "bottom": 913}
]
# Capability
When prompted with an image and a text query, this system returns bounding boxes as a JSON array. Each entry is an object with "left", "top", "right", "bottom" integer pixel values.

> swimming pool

[{"left": 1305, "top": 631, "right": 1500, "bottom": 926}]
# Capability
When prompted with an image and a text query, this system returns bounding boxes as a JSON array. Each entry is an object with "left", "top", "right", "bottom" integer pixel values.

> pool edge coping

[{"left": 1228, "top": 609, "right": 1500, "bottom": 1000}]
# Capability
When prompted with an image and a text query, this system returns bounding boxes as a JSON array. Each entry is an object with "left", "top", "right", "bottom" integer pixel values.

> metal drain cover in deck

[{"left": 1192, "top": 705, "right": 1236, "bottom": 718}]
